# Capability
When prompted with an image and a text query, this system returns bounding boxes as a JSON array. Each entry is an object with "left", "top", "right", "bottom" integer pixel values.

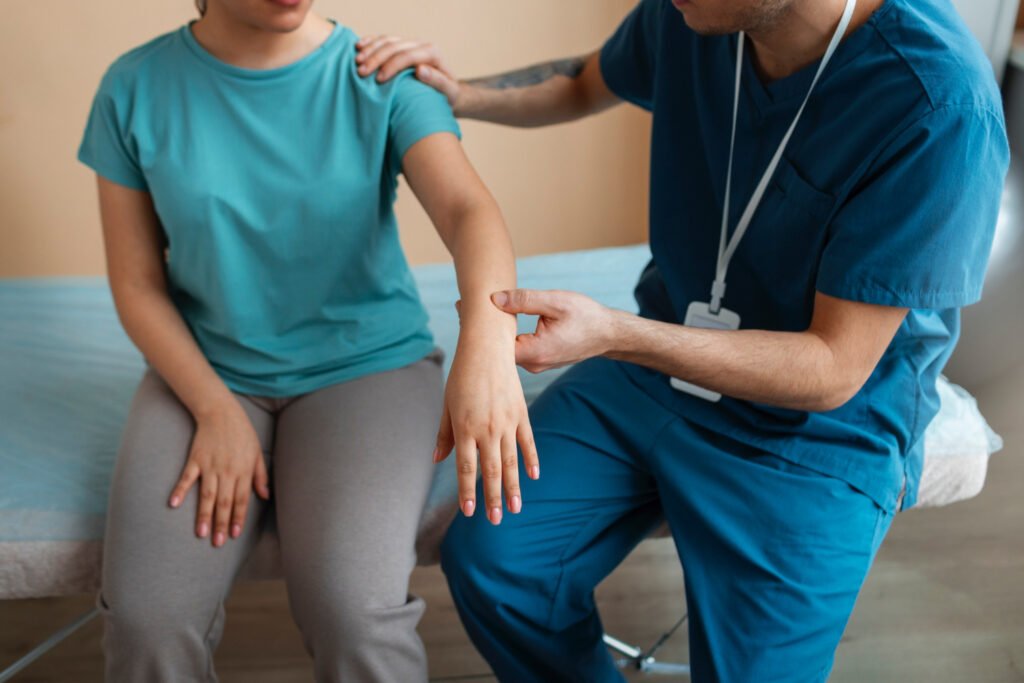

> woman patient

[{"left": 78, "top": 0, "right": 537, "bottom": 680}]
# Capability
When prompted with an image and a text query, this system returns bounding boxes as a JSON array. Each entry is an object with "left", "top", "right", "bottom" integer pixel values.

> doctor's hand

[
  {"left": 355, "top": 35, "right": 465, "bottom": 111},
  {"left": 491, "top": 289, "right": 621, "bottom": 373}
]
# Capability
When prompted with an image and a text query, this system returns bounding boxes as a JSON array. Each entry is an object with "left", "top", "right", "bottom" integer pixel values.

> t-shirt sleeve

[
  {"left": 599, "top": 0, "right": 664, "bottom": 111},
  {"left": 388, "top": 70, "right": 462, "bottom": 174},
  {"left": 77, "top": 71, "right": 149, "bottom": 192},
  {"left": 816, "top": 105, "right": 1009, "bottom": 309}
]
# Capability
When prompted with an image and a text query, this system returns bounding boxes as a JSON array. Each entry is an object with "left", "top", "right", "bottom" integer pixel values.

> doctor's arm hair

[
  {"left": 466, "top": 56, "right": 588, "bottom": 89},
  {"left": 457, "top": 51, "right": 620, "bottom": 127}
]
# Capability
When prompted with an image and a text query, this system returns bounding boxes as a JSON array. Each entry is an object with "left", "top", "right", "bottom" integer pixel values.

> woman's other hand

[{"left": 168, "top": 400, "right": 270, "bottom": 547}]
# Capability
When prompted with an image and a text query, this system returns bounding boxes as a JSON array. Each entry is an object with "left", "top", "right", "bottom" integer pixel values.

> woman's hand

[
  {"left": 434, "top": 328, "right": 538, "bottom": 526},
  {"left": 355, "top": 35, "right": 468, "bottom": 111},
  {"left": 168, "top": 400, "right": 270, "bottom": 547}
]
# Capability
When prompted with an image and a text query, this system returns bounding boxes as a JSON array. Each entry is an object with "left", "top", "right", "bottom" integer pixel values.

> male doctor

[{"left": 358, "top": 0, "right": 1008, "bottom": 679}]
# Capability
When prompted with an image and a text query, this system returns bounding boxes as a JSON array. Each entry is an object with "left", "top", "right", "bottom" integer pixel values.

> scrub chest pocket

[{"left": 740, "top": 155, "right": 837, "bottom": 326}]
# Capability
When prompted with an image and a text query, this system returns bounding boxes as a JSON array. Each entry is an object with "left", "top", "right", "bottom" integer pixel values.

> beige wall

[{"left": 0, "top": 0, "right": 650, "bottom": 278}]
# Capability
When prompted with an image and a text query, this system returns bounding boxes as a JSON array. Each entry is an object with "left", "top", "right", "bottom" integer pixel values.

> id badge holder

[{"left": 669, "top": 301, "right": 741, "bottom": 403}]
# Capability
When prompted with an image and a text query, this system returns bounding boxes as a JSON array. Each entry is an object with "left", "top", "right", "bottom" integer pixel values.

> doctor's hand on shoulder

[{"left": 355, "top": 35, "right": 467, "bottom": 110}]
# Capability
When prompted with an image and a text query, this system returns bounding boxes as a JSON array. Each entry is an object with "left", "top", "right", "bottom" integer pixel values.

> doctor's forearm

[
  {"left": 604, "top": 312, "right": 859, "bottom": 412},
  {"left": 457, "top": 52, "right": 617, "bottom": 127}
]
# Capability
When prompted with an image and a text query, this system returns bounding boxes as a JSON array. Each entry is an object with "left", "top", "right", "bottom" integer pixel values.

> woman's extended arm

[
  {"left": 97, "top": 176, "right": 269, "bottom": 546},
  {"left": 399, "top": 133, "right": 538, "bottom": 525}
]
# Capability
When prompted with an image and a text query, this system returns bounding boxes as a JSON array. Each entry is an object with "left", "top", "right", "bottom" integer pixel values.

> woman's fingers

[
  {"left": 434, "top": 401, "right": 455, "bottom": 463},
  {"left": 455, "top": 436, "right": 477, "bottom": 517},
  {"left": 479, "top": 440, "right": 503, "bottom": 526},
  {"left": 518, "top": 417, "right": 540, "bottom": 481},
  {"left": 212, "top": 481, "right": 234, "bottom": 547},
  {"left": 196, "top": 473, "right": 217, "bottom": 539},
  {"left": 230, "top": 478, "right": 249, "bottom": 539},
  {"left": 501, "top": 433, "right": 522, "bottom": 514},
  {"left": 253, "top": 452, "right": 270, "bottom": 500},
  {"left": 169, "top": 461, "right": 200, "bottom": 508}
]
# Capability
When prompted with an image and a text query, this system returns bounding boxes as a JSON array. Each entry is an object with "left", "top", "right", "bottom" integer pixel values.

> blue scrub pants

[{"left": 440, "top": 358, "right": 892, "bottom": 682}]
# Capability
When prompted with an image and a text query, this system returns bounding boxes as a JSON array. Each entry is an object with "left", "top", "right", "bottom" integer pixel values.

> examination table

[{"left": 0, "top": 245, "right": 1002, "bottom": 678}]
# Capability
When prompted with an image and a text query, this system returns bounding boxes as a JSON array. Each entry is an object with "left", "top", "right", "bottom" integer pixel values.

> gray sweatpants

[{"left": 98, "top": 351, "right": 443, "bottom": 682}]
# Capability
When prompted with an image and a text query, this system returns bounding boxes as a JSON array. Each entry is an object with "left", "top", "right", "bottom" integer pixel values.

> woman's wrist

[
  {"left": 459, "top": 295, "right": 516, "bottom": 327},
  {"left": 456, "top": 311, "right": 517, "bottom": 357},
  {"left": 190, "top": 389, "right": 242, "bottom": 424}
]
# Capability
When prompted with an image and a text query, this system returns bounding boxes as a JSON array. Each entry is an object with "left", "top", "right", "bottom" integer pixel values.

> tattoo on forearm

[{"left": 467, "top": 55, "right": 589, "bottom": 89}]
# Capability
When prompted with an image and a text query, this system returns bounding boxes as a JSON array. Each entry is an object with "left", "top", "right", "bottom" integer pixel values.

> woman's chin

[{"left": 257, "top": 0, "right": 311, "bottom": 32}]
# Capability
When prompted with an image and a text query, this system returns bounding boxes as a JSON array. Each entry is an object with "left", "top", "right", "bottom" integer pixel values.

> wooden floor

[{"left": 2, "top": 361, "right": 1022, "bottom": 682}]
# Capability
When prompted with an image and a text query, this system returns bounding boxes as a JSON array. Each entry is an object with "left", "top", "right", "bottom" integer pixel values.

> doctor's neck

[{"left": 745, "top": 0, "right": 885, "bottom": 83}]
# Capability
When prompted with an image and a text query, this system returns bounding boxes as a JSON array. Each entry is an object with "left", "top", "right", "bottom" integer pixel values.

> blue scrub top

[
  {"left": 78, "top": 22, "right": 460, "bottom": 397},
  {"left": 600, "top": 0, "right": 1008, "bottom": 510}
]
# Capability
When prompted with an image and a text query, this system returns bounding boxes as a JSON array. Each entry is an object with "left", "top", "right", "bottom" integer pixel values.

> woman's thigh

[
  {"left": 271, "top": 351, "right": 443, "bottom": 606},
  {"left": 102, "top": 369, "right": 274, "bottom": 611}
]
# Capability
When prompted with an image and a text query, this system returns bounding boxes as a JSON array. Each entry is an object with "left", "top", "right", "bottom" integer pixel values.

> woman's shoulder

[
  {"left": 327, "top": 24, "right": 417, "bottom": 99},
  {"left": 99, "top": 28, "right": 184, "bottom": 94}
]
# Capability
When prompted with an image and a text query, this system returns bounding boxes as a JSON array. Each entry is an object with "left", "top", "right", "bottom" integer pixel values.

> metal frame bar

[
  {"left": 604, "top": 612, "right": 691, "bottom": 677},
  {"left": 0, "top": 607, "right": 99, "bottom": 682},
  {"left": 2, "top": 606, "right": 690, "bottom": 680}
]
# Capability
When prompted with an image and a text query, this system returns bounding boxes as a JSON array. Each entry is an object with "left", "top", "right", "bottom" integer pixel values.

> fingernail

[
  {"left": 420, "top": 66, "right": 431, "bottom": 78},
  {"left": 489, "top": 507, "right": 502, "bottom": 525},
  {"left": 492, "top": 291, "right": 509, "bottom": 307},
  {"left": 231, "top": 524, "right": 241, "bottom": 538},
  {"left": 529, "top": 465, "right": 539, "bottom": 480},
  {"left": 511, "top": 495, "right": 522, "bottom": 514},
  {"left": 462, "top": 500, "right": 475, "bottom": 516},
  {"left": 432, "top": 447, "right": 440, "bottom": 463},
  {"left": 214, "top": 532, "right": 224, "bottom": 546},
  {"left": 198, "top": 522, "right": 209, "bottom": 537},
  {"left": 169, "top": 495, "right": 180, "bottom": 507}
]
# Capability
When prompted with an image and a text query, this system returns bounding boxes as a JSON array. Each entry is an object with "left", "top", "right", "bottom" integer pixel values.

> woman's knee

[
  {"left": 99, "top": 584, "right": 221, "bottom": 647},
  {"left": 287, "top": 576, "right": 426, "bottom": 648}
]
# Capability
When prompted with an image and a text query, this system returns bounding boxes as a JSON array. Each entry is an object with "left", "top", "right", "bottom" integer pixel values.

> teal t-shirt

[{"left": 78, "top": 22, "right": 461, "bottom": 396}]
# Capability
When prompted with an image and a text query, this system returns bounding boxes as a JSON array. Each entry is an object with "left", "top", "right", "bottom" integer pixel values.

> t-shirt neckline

[
  {"left": 737, "top": 0, "right": 896, "bottom": 110},
  {"left": 180, "top": 19, "right": 343, "bottom": 80}
]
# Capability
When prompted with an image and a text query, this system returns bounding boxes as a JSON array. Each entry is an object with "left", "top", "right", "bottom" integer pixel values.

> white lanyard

[{"left": 708, "top": 0, "right": 857, "bottom": 314}]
